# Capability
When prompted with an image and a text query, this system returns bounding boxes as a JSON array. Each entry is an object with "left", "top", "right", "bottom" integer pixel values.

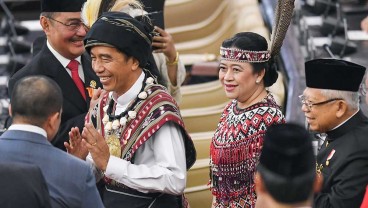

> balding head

[{"left": 11, "top": 76, "right": 62, "bottom": 127}]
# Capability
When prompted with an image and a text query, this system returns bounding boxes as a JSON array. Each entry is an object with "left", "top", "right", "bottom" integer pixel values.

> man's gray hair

[
  {"left": 40, "top": 12, "right": 56, "bottom": 18},
  {"left": 320, "top": 89, "right": 360, "bottom": 110}
]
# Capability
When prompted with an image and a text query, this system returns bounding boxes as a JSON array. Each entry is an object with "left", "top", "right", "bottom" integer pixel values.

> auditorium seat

[
  {"left": 180, "top": 79, "right": 227, "bottom": 109},
  {"left": 184, "top": 185, "right": 212, "bottom": 208},
  {"left": 164, "top": 0, "right": 223, "bottom": 28},
  {"left": 186, "top": 158, "right": 210, "bottom": 187},
  {"left": 181, "top": 103, "right": 225, "bottom": 133},
  {"left": 167, "top": 1, "right": 228, "bottom": 43},
  {"left": 185, "top": 159, "right": 211, "bottom": 207},
  {"left": 190, "top": 131, "right": 213, "bottom": 160}
]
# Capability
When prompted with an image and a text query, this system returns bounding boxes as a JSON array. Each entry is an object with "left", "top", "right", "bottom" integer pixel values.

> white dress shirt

[
  {"left": 46, "top": 40, "right": 85, "bottom": 82},
  {"left": 8, "top": 124, "right": 47, "bottom": 138}
]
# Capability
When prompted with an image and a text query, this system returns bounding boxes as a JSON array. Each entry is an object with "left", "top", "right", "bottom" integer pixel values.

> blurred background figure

[
  {"left": 301, "top": 59, "right": 368, "bottom": 207},
  {"left": 0, "top": 162, "right": 51, "bottom": 208},
  {"left": 255, "top": 123, "right": 322, "bottom": 208},
  {"left": 7, "top": 0, "right": 102, "bottom": 151},
  {"left": 0, "top": 76, "right": 103, "bottom": 208},
  {"left": 209, "top": 32, "right": 285, "bottom": 208}
]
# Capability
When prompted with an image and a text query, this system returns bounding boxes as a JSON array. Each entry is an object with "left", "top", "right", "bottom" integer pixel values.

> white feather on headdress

[{"left": 81, "top": 0, "right": 144, "bottom": 27}]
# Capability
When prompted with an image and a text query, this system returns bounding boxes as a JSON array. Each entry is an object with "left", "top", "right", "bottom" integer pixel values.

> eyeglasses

[
  {"left": 298, "top": 95, "right": 343, "bottom": 110},
  {"left": 47, "top": 17, "right": 89, "bottom": 32}
]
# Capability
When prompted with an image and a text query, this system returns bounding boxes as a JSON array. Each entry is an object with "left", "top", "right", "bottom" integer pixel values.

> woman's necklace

[{"left": 101, "top": 73, "right": 155, "bottom": 157}]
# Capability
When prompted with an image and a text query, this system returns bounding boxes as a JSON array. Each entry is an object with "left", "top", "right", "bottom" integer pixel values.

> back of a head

[
  {"left": 258, "top": 123, "right": 315, "bottom": 204},
  {"left": 221, "top": 32, "right": 278, "bottom": 87},
  {"left": 11, "top": 76, "right": 63, "bottom": 126}
]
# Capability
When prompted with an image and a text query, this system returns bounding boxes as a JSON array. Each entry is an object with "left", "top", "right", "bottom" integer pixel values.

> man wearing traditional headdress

[
  {"left": 81, "top": 0, "right": 186, "bottom": 102},
  {"left": 66, "top": 12, "right": 196, "bottom": 208},
  {"left": 8, "top": 0, "right": 102, "bottom": 151},
  {"left": 301, "top": 59, "right": 368, "bottom": 207}
]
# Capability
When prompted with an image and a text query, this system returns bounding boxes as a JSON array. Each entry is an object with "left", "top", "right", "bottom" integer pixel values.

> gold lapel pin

[{"left": 90, "top": 80, "right": 97, "bottom": 88}]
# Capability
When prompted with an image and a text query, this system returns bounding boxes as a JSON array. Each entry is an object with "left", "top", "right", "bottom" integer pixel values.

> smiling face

[
  {"left": 219, "top": 60, "right": 263, "bottom": 104},
  {"left": 41, "top": 12, "right": 87, "bottom": 60},
  {"left": 301, "top": 88, "right": 341, "bottom": 132},
  {"left": 90, "top": 46, "right": 140, "bottom": 97}
]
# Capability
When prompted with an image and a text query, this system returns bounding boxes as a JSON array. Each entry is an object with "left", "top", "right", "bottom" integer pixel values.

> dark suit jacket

[
  {"left": 314, "top": 111, "right": 368, "bottom": 208},
  {"left": 8, "top": 43, "right": 102, "bottom": 150},
  {"left": 0, "top": 162, "right": 51, "bottom": 208},
  {"left": 0, "top": 129, "right": 104, "bottom": 208}
]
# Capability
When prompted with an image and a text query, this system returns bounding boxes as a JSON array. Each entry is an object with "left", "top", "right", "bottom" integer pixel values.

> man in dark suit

[
  {"left": 0, "top": 162, "right": 51, "bottom": 208},
  {"left": 0, "top": 76, "right": 104, "bottom": 208},
  {"left": 8, "top": 0, "right": 102, "bottom": 151},
  {"left": 300, "top": 59, "right": 368, "bottom": 208}
]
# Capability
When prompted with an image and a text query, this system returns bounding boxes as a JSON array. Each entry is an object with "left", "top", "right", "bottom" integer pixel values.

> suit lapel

[{"left": 41, "top": 46, "right": 87, "bottom": 112}]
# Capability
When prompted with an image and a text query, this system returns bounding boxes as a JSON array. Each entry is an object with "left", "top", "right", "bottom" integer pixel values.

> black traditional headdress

[
  {"left": 305, "top": 59, "right": 366, "bottom": 92},
  {"left": 84, "top": 12, "right": 152, "bottom": 68},
  {"left": 41, "top": 0, "right": 86, "bottom": 12}
]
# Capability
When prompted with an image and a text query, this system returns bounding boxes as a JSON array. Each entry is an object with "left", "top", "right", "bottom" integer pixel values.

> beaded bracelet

[{"left": 166, "top": 51, "right": 179, "bottom": 66}]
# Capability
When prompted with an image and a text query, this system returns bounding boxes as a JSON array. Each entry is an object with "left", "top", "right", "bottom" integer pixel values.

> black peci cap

[
  {"left": 41, "top": 0, "right": 86, "bottom": 12},
  {"left": 305, "top": 58, "right": 366, "bottom": 92},
  {"left": 257, "top": 123, "right": 315, "bottom": 203}
]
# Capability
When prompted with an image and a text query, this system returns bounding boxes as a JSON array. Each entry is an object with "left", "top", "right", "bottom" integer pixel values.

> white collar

[
  {"left": 8, "top": 124, "right": 47, "bottom": 138},
  {"left": 111, "top": 71, "right": 145, "bottom": 106},
  {"left": 46, "top": 40, "right": 81, "bottom": 67}
]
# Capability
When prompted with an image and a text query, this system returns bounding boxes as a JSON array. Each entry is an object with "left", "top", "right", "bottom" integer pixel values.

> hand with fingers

[
  {"left": 81, "top": 123, "right": 110, "bottom": 171},
  {"left": 88, "top": 87, "right": 106, "bottom": 112},
  {"left": 64, "top": 127, "right": 89, "bottom": 160},
  {"left": 152, "top": 26, "right": 178, "bottom": 63}
]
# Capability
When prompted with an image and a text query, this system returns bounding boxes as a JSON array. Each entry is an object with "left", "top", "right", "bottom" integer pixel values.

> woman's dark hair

[{"left": 221, "top": 32, "right": 278, "bottom": 87}]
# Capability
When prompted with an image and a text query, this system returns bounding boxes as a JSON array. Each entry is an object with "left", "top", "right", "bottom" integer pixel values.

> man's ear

[
  {"left": 8, "top": 104, "right": 12, "bottom": 117},
  {"left": 335, "top": 101, "right": 348, "bottom": 118},
  {"left": 40, "top": 16, "right": 51, "bottom": 34},
  {"left": 44, "top": 112, "right": 60, "bottom": 140},
  {"left": 130, "top": 57, "right": 140, "bottom": 71}
]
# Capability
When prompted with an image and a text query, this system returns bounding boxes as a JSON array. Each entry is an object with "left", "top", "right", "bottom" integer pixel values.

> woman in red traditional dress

[{"left": 210, "top": 32, "right": 286, "bottom": 208}]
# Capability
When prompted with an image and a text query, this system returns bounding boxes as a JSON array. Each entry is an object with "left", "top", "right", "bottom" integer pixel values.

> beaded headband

[{"left": 220, "top": 47, "right": 271, "bottom": 63}]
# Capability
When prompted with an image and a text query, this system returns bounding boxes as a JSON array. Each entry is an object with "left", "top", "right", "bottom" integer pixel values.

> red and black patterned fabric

[
  {"left": 86, "top": 84, "right": 196, "bottom": 171},
  {"left": 210, "top": 94, "right": 285, "bottom": 208}
]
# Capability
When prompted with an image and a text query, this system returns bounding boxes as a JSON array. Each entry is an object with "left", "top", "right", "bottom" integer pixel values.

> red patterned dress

[{"left": 210, "top": 93, "right": 285, "bottom": 207}]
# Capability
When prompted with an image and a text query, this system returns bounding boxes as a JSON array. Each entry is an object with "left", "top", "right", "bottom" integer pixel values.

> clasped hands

[
  {"left": 65, "top": 124, "right": 110, "bottom": 172},
  {"left": 64, "top": 88, "right": 110, "bottom": 171}
]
